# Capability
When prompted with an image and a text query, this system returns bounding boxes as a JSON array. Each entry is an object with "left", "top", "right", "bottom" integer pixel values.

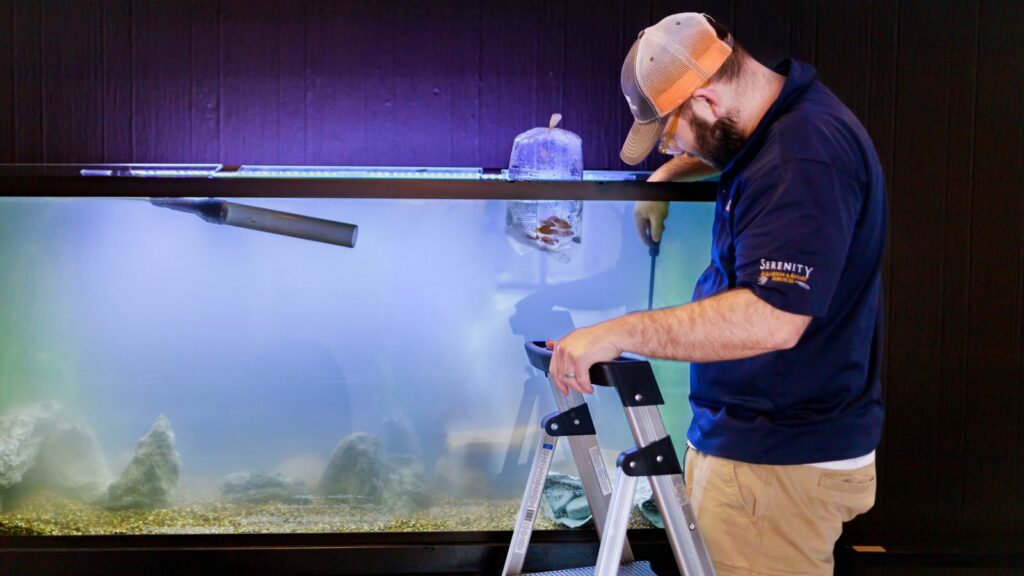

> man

[{"left": 547, "top": 13, "right": 885, "bottom": 576}]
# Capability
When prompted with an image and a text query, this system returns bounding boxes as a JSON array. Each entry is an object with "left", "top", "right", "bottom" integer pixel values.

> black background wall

[{"left": 1, "top": 0, "right": 1022, "bottom": 552}]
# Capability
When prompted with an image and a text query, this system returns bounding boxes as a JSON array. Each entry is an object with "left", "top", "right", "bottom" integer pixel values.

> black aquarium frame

[
  {"left": 0, "top": 164, "right": 716, "bottom": 575},
  {"left": 0, "top": 163, "right": 718, "bottom": 201},
  {"left": 0, "top": 530, "right": 691, "bottom": 576}
]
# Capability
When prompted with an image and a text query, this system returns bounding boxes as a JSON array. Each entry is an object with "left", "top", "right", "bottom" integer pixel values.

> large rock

[
  {"left": 434, "top": 428, "right": 512, "bottom": 498},
  {"left": 381, "top": 417, "right": 421, "bottom": 457},
  {"left": 221, "top": 471, "right": 307, "bottom": 504},
  {"left": 0, "top": 402, "right": 62, "bottom": 511},
  {"left": 105, "top": 416, "right": 181, "bottom": 510},
  {"left": 381, "top": 454, "right": 431, "bottom": 513},
  {"left": 23, "top": 419, "right": 110, "bottom": 503},
  {"left": 0, "top": 402, "right": 109, "bottom": 510},
  {"left": 319, "top": 432, "right": 382, "bottom": 499}
]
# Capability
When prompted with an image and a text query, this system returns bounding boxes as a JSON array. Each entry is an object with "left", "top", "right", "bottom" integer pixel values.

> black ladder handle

[{"left": 523, "top": 340, "right": 665, "bottom": 406}]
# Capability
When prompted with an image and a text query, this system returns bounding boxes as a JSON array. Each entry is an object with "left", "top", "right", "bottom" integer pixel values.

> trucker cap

[{"left": 620, "top": 13, "right": 734, "bottom": 165}]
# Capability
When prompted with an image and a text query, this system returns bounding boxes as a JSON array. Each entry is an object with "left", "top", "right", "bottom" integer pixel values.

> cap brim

[{"left": 620, "top": 117, "right": 668, "bottom": 165}]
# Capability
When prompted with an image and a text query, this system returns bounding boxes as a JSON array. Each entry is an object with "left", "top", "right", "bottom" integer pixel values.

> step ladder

[{"left": 502, "top": 341, "right": 716, "bottom": 576}]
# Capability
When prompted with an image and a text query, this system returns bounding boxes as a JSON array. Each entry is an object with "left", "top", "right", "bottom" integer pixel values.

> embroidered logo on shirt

[{"left": 758, "top": 259, "right": 813, "bottom": 290}]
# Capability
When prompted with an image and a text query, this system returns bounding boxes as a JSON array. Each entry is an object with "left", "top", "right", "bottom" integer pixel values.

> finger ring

[{"left": 563, "top": 372, "right": 577, "bottom": 379}]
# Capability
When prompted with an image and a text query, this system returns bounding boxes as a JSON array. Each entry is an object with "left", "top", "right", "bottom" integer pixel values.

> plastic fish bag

[
  {"left": 506, "top": 114, "right": 584, "bottom": 263},
  {"left": 505, "top": 200, "right": 583, "bottom": 263}
]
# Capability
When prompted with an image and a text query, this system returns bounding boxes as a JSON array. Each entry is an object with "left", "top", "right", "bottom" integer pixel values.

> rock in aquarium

[
  {"left": 381, "top": 453, "right": 431, "bottom": 513},
  {"left": 104, "top": 415, "right": 181, "bottom": 510},
  {"left": 319, "top": 432, "right": 383, "bottom": 500},
  {"left": 22, "top": 415, "right": 110, "bottom": 504},
  {"left": 0, "top": 402, "right": 109, "bottom": 511},
  {"left": 220, "top": 471, "right": 308, "bottom": 504},
  {"left": 0, "top": 402, "right": 62, "bottom": 511}
]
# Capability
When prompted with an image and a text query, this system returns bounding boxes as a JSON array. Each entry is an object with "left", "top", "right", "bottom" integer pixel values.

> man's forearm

[
  {"left": 610, "top": 288, "right": 809, "bottom": 363},
  {"left": 648, "top": 154, "right": 720, "bottom": 183}
]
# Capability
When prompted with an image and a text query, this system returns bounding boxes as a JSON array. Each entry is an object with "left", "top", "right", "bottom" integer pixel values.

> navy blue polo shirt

[{"left": 687, "top": 60, "right": 886, "bottom": 465}]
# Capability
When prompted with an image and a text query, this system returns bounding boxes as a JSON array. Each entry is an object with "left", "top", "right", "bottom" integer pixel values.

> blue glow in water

[{"left": 0, "top": 196, "right": 712, "bottom": 526}]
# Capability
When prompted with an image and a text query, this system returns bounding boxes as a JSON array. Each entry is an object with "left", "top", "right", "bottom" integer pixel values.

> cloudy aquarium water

[{"left": 0, "top": 194, "right": 712, "bottom": 535}]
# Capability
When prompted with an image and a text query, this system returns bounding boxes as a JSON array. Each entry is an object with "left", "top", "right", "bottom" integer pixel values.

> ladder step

[{"left": 527, "top": 560, "right": 657, "bottom": 576}]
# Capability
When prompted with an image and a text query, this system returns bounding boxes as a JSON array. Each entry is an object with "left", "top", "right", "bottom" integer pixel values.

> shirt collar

[{"left": 720, "top": 59, "right": 818, "bottom": 175}]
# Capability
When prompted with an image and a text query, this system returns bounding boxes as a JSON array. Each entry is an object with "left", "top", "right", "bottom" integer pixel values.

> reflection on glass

[{"left": 0, "top": 197, "right": 712, "bottom": 535}]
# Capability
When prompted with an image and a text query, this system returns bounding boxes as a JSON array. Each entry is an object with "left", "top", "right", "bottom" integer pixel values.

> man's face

[{"left": 662, "top": 98, "right": 745, "bottom": 170}]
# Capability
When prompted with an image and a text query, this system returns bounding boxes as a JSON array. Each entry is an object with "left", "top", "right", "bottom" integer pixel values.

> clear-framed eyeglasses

[{"left": 658, "top": 106, "right": 685, "bottom": 156}]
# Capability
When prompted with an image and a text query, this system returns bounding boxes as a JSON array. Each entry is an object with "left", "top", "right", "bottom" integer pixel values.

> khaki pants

[{"left": 684, "top": 448, "right": 876, "bottom": 576}]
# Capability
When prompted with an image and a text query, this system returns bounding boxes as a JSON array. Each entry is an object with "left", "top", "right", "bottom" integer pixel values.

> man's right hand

[
  {"left": 634, "top": 200, "right": 669, "bottom": 247},
  {"left": 635, "top": 155, "right": 720, "bottom": 245}
]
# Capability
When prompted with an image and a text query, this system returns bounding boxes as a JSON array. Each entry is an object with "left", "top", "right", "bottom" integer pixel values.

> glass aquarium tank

[{"left": 0, "top": 166, "right": 715, "bottom": 540}]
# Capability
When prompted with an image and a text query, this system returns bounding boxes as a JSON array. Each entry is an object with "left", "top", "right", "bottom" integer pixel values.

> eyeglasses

[{"left": 658, "top": 106, "right": 684, "bottom": 156}]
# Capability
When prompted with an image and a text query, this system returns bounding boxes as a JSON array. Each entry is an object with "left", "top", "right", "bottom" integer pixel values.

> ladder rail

[
  {"left": 622, "top": 404, "right": 716, "bottom": 576},
  {"left": 503, "top": 432, "right": 559, "bottom": 576},
  {"left": 552, "top": 382, "right": 633, "bottom": 563},
  {"left": 502, "top": 375, "right": 633, "bottom": 576}
]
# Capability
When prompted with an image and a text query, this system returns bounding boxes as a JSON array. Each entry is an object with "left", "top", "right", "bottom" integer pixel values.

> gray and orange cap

[{"left": 620, "top": 13, "right": 734, "bottom": 165}]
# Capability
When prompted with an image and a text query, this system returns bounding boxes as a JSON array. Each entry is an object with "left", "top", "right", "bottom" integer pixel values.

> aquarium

[{"left": 0, "top": 166, "right": 715, "bottom": 538}]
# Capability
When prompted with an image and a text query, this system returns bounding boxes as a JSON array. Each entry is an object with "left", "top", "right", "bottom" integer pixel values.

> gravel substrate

[{"left": 0, "top": 492, "right": 655, "bottom": 536}]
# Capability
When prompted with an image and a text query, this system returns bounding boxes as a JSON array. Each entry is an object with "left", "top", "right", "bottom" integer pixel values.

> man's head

[{"left": 620, "top": 13, "right": 747, "bottom": 168}]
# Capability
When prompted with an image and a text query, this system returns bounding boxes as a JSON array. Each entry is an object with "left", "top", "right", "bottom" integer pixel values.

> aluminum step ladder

[{"left": 502, "top": 341, "right": 716, "bottom": 576}]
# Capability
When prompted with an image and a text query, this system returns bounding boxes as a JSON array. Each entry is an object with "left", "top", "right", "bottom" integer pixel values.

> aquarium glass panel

[{"left": 0, "top": 196, "right": 712, "bottom": 535}]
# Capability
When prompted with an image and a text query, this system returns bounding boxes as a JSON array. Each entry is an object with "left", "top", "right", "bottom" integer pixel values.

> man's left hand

[{"left": 546, "top": 322, "right": 624, "bottom": 396}]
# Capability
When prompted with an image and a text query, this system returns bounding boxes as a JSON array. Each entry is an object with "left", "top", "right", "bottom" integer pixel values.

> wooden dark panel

[
  {"left": 787, "top": 0, "right": 816, "bottom": 64},
  {"left": 813, "top": 1, "right": 871, "bottom": 120},
  {"left": 221, "top": 0, "right": 284, "bottom": 164},
  {"left": 0, "top": 0, "right": 13, "bottom": 162},
  {"left": 532, "top": 0, "right": 568, "bottom": 162},
  {"left": 882, "top": 0, "right": 954, "bottom": 544},
  {"left": 731, "top": 0, "right": 791, "bottom": 67},
  {"left": 962, "top": 0, "right": 1023, "bottom": 544},
  {"left": 443, "top": 1, "right": 482, "bottom": 168},
  {"left": 273, "top": 0, "right": 305, "bottom": 165},
  {"left": 304, "top": 2, "right": 371, "bottom": 165},
  {"left": 847, "top": 0, "right": 899, "bottom": 545},
  {"left": 40, "top": 0, "right": 103, "bottom": 162},
  {"left": 935, "top": 0, "right": 979, "bottom": 545},
  {"left": 101, "top": 0, "right": 133, "bottom": 161},
  {"left": 389, "top": 1, "right": 471, "bottom": 167},
  {"left": 12, "top": 0, "right": 42, "bottom": 161},
  {"left": 189, "top": 0, "right": 220, "bottom": 163},
  {"left": 563, "top": 0, "right": 627, "bottom": 170},
  {"left": 132, "top": 1, "right": 191, "bottom": 162},
  {"left": 880, "top": 0, "right": 950, "bottom": 541},
  {"left": 478, "top": 0, "right": 548, "bottom": 169}
]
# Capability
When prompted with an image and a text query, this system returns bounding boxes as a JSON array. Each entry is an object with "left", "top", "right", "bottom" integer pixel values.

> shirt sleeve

[{"left": 733, "top": 159, "right": 862, "bottom": 317}]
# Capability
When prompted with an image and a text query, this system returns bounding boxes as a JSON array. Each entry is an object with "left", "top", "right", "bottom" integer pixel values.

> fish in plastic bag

[{"left": 505, "top": 113, "right": 584, "bottom": 263}]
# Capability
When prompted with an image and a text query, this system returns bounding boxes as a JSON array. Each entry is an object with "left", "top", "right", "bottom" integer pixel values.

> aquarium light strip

[{"left": 74, "top": 165, "right": 653, "bottom": 181}]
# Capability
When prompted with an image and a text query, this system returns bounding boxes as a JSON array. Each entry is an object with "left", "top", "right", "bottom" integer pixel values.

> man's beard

[{"left": 688, "top": 111, "right": 745, "bottom": 170}]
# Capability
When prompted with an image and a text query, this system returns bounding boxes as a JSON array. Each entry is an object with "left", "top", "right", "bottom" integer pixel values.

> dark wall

[{"left": 2, "top": 0, "right": 1022, "bottom": 550}]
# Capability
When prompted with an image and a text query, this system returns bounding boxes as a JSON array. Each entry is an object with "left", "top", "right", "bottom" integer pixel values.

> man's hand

[
  {"left": 635, "top": 155, "right": 720, "bottom": 245},
  {"left": 546, "top": 323, "right": 624, "bottom": 396},
  {"left": 634, "top": 201, "right": 669, "bottom": 247}
]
